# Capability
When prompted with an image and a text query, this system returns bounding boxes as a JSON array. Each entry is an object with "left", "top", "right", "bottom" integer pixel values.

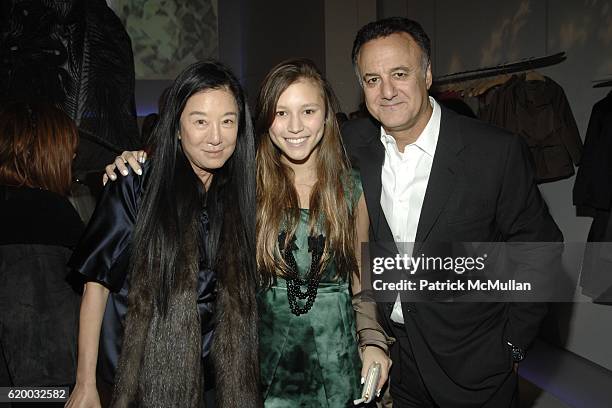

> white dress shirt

[{"left": 380, "top": 97, "right": 441, "bottom": 323}]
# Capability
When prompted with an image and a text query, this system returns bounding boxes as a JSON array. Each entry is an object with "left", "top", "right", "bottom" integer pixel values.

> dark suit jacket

[
  {"left": 0, "top": 186, "right": 84, "bottom": 387},
  {"left": 341, "top": 106, "right": 563, "bottom": 406},
  {"left": 573, "top": 91, "right": 612, "bottom": 211}
]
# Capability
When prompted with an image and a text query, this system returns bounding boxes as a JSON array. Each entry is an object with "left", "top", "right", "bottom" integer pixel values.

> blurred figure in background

[
  {"left": 0, "top": 102, "right": 84, "bottom": 392},
  {"left": 139, "top": 86, "right": 171, "bottom": 152}
]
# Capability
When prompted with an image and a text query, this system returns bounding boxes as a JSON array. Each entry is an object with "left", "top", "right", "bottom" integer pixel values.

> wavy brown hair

[
  {"left": 0, "top": 102, "right": 78, "bottom": 196},
  {"left": 256, "top": 58, "right": 357, "bottom": 287}
]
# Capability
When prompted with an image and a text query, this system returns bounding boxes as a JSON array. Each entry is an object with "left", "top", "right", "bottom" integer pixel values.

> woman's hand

[
  {"left": 102, "top": 150, "right": 147, "bottom": 185},
  {"left": 64, "top": 382, "right": 101, "bottom": 408},
  {"left": 361, "top": 345, "right": 392, "bottom": 398}
]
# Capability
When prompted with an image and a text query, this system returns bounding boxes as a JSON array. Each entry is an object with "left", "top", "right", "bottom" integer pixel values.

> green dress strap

[{"left": 345, "top": 168, "right": 364, "bottom": 212}]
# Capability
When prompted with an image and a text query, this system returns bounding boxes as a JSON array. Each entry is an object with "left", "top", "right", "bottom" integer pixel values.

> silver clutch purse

[{"left": 354, "top": 362, "right": 381, "bottom": 405}]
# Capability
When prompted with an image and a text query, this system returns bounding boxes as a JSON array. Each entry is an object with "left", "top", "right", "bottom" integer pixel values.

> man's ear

[{"left": 425, "top": 62, "right": 433, "bottom": 90}]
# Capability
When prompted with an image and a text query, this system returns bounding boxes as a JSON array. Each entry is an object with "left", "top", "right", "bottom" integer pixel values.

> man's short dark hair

[{"left": 351, "top": 17, "right": 431, "bottom": 80}]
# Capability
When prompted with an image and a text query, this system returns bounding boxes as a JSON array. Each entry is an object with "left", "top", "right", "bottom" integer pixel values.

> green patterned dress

[{"left": 258, "top": 172, "right": 363, "bottom": 407}]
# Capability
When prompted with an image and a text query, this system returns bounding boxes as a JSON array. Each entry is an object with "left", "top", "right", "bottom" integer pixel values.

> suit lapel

[
  {"left": 355, "top": 107, "right": 466, "bottom": 247},
  {"left": 415, "top": 108, "right": 465, "bottom": 245},
  {"left": 358, "top": 141, "right": 395, "bottom": 244}
]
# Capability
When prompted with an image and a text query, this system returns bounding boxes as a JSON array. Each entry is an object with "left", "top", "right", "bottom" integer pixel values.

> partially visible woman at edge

[
  {"left": 0, "top": 102, "right": 83, "bottom": 390},
  {"left": 254, "top": 58, "right": 392, "bottom": 407},
  {"left": 66, "top": 60, "right": 261, "bottom": 408}
]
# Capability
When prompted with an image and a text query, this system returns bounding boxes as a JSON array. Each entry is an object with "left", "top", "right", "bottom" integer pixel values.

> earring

[{"left": 177, "top": 132, "right": 181, "bottom": 140}]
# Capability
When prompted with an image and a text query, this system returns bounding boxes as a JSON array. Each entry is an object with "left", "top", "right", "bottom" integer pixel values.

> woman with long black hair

[{"left": 66, "top": 60, "right": 261, "bottom": 408}]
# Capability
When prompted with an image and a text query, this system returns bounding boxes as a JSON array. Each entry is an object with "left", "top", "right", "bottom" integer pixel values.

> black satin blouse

[{"left": 68, "top": 164, "right": 217, "bottom": 387}]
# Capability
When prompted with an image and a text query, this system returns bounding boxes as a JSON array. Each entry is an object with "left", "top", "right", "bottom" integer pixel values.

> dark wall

[
  {"left": 219, "top": 0, "right": 326, "bottom": 106},
  {"left": 218, "top": 0, "right": 246, "bottom": 81},
  {"left": 132, "top": 0, "right": 326, "bottom": 116}
]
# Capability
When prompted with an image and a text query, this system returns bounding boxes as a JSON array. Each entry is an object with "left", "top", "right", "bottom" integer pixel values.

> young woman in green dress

[{"left": 255, "top": 58, "right": 392, "bottom": 407}]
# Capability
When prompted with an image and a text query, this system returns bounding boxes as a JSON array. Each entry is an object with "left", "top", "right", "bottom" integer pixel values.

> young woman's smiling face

[{"left": 268, "top": 79, "right": 325, "bottom": 166}]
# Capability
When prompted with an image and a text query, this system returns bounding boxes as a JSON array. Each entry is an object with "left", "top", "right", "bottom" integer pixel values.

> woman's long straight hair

[
  {"left": 132, "top": 59, "right": 256, "bottom": 315},
  {"left": 112, "top": 60, "right": 259, "bottom": 407},
  {"left": 255, "top": 58, "right": 357, "bottom": 287}
]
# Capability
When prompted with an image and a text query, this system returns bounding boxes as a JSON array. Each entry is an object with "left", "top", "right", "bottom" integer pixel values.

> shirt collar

[{"left": 379, "top": 96, "right": 441, "bottom": 157}]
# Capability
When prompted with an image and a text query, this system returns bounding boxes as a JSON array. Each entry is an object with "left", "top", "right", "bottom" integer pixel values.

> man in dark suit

[{"left": 342, "top": 17, "right": 563, "bottom": 407}]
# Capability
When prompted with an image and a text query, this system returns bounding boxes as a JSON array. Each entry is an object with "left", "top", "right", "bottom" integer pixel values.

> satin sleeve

[{"left": 69, "top": 165, "right": 149, "bottom": 292}]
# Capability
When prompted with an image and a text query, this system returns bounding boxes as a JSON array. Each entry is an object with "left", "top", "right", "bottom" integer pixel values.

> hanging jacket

[
  {"left": 480, "top": 74, "right": 583, "bottom": 182},
  {"left": 573, "top": 91, "right": 612, "bottom": 210}
]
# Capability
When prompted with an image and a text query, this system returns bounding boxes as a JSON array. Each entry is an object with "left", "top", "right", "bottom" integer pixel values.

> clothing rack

[
  {"left": 593, "top": 79, "right": 612, "bottom": 88},
  {"left": 433, "top": 52, "right": 566, "bottom": 86}
]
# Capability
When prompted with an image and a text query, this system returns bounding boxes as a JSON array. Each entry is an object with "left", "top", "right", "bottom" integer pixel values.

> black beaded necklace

[{"left": 278, "top": 230, "right": 326, "bottom": 316}]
